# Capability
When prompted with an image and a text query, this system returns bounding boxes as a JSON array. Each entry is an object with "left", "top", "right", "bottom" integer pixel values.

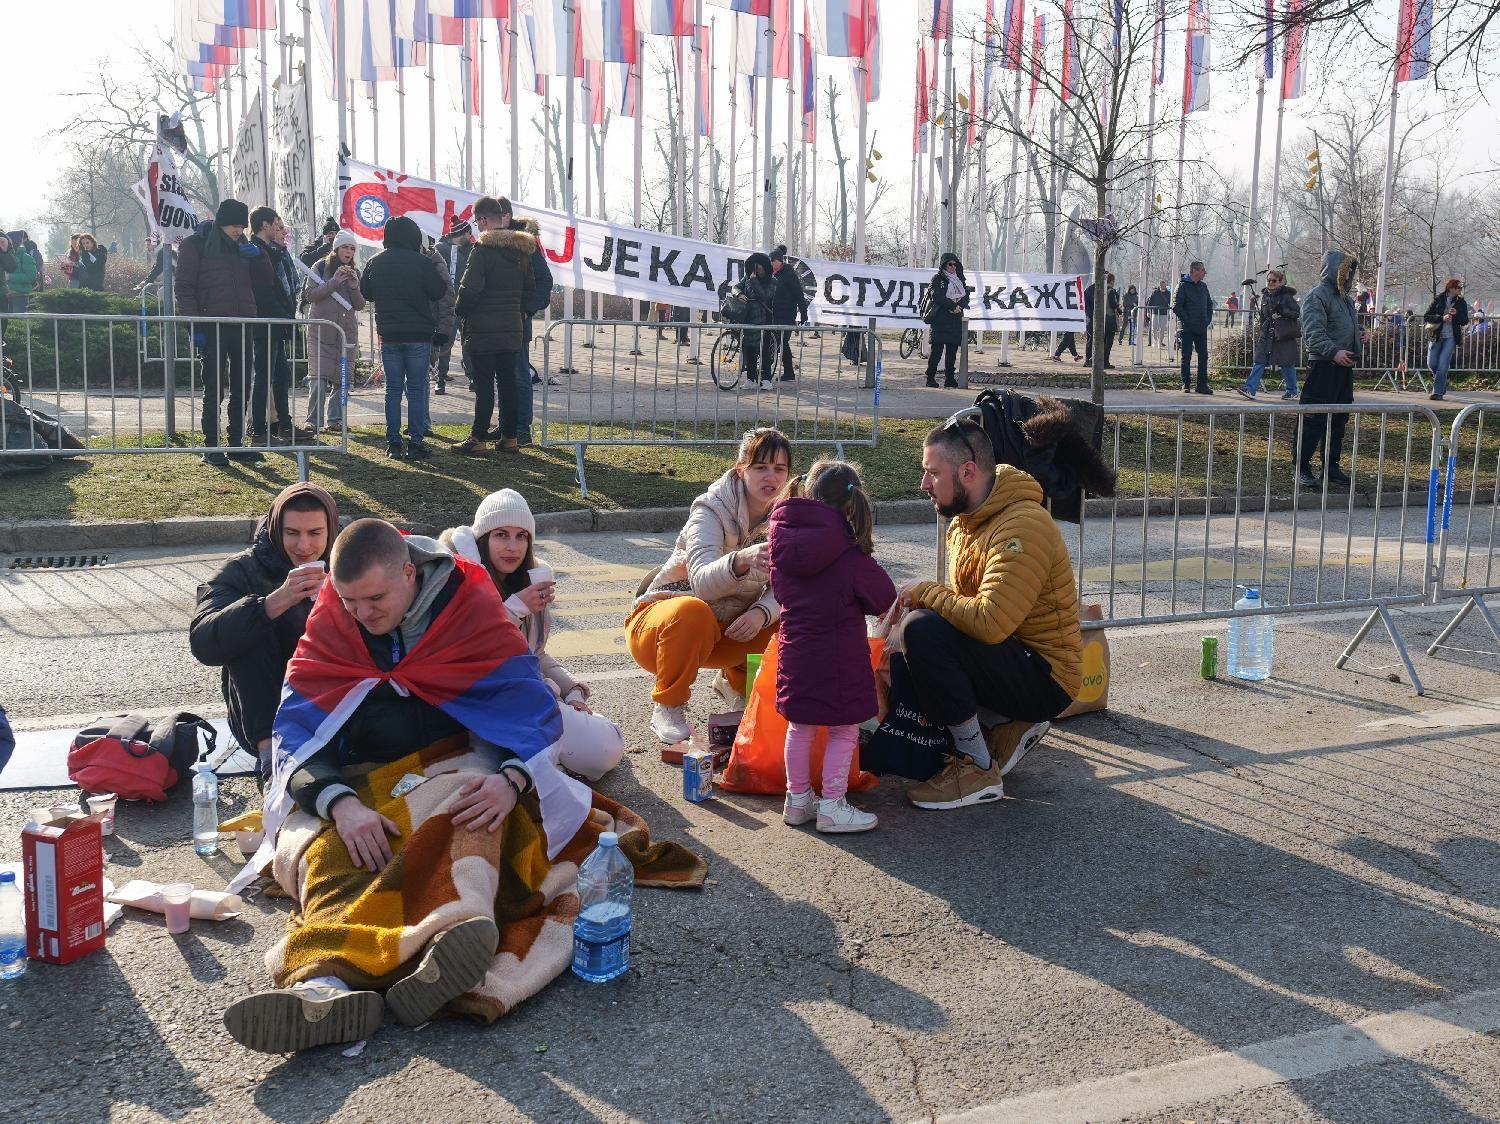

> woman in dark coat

[
  {"left": 925, "top": 252, "right": 969, "bottom": 388},
  {"left": 1423, "top": 278, "right": 1469, "bottom": 401},
  {"left": 72, "top": 235, "right": 108, "bottom": 290},
  {"left": 1235, "top": 269, "right": 1302, "bottom": 400},
  {"left": 735, "top": 251, "right": 776, "bottom": 389}
]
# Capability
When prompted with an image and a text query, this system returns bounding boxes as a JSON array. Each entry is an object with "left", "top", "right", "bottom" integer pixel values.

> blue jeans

[
  {"left": 1245, "top": 363, "right": 1299, "bottom": 395},
  {"left": 515, "top": 351, "right": 534, "bottom": 440},
  {"left": 1428, "top": 335, "right": 1455, "bottom": 396},
  {"left": 382, "top": 341, "right": 431, "bottom": 449}
]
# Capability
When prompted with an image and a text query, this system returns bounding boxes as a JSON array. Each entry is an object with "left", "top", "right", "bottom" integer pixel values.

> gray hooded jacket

[{"left": 1300, "top": 250, "right": 1361, "bottom": 363}]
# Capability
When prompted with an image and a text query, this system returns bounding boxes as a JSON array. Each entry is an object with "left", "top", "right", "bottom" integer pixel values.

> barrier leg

[
  {"left": 296, "top": 449, "right": 310, "bottom": 483},
  {"left": 1337, "top": 603, "right": 1426, "bottom": 697},
  {"left": 574, "top": 441, "right": 589, "bottom": 498},
  {"left": 1427, "top": 595, "right": 1500, "bottom": 657}
]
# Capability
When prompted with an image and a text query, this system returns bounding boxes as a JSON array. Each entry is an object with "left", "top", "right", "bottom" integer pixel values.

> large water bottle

[
  {"left": 571, "top": 831, "right": 634, "bottom": 983},
  {"left": 0, "top": 871, "right": 27, "bottom": 980},
  {"left": 1227, "top": 587, "right": 1274, "bottom": 681},
  {"left": 192, "top": 752, "right": 220, "bottom": 856}
]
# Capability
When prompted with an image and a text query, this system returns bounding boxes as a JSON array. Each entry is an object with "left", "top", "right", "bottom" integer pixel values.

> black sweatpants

[
  {"left": 925, "top": 340, "right": 959, "bottom": 380},
  {"left": 1179, "top": 327, "right": 1210, "bottom": 391},
  {"left": 1053, "top": 332, "right": 1080, "bottom": 359},
  {"left": 897, "top": 609, "right": 1073, "bottom": 728},
  {"left": 1298, "top": 359, "right": 1356, "bottom": 471}
]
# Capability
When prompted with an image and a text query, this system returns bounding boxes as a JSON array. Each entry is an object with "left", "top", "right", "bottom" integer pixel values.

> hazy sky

[{"left": 0, "top": 0, "right": 1488, "bottom": 242}]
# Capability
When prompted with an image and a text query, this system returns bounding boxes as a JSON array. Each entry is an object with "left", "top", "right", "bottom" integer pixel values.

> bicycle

[
  {"left": 899, "top": 326, "right": 926, "bottom": 360},
  {"left": 710, "top": 328, "right": 743, "bottom": 390}
]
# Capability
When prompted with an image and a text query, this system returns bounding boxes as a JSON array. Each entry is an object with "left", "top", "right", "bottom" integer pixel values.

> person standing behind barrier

[
  {"left": 0, "top": 233, "right": 18, "bottom": 316},
  {"left": 419, "top": 235, "right": 456, "bottom": 439},
  {"left": 1120, "top": 284, "right": 1139, "bottom": 345},
  {"left": 4, "top": 230, "right": 37, "bottom": 313},
  {"left": 625, "top": 427, "right": 790, "bottom": 744},
  {"left": 770, "top": 460, "right": 896, "bottom": 834},
  {"left": 248, "top": 207, "right": 301, "bottom": 447},
  {"left": 300, "top": 218, "right": 340, "bottom": 271},
  {"left": 176, "top": 200, "right": 261, "bottom": 466},
  {"left": 767, "top": 244, "right": 809, "bottom": 385},
  {"left": 1236, "top": 270, "right": 1301, "bottom": 400},
  {"left": 453, "top": 196, "right": 535, "bottom": 455},
  {"left": 1423, "top": 279, "right": 1468, "bottom": 401},
  {"left": 736, "top": 252, "right": 776, "bottom": 389},
  {"left": 1084, "top": 273, "right": 1120, "bottom": 369},
  {"left": 71, "top": 234, "right": 108, "bottom": 291},
  {"left": 1145, "top": 281, "right": 1170, "bottom": 346},
  {"left": 925, "top": 253, "right": 968, "bottom": 388},
  {"left": 435, "top": 216, "right": 475, "bottom": 395},
  {"left": 498, "top": 204, "right": 553, "bottom": 446},
  {"left": 1298, "top": 249, "right": 1363, "bottom": 488},
  {"left": 359, "top": 215, "right": 446, "bottom": 461},
  {"left": 441, "top": 489, "right": 625, "bottom": 782},
  {"left": 1174, "top": 261, "right": 1214, "bottom": 394},
  {"left": 302, "top": 232, "right": 364, "bottom": 433}
]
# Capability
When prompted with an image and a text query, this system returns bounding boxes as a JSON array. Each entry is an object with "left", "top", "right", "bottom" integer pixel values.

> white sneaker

[
  {"left": 817, "top": 796, "right": 878, "bottom": 833},
  {"left": 712, "top": 669, "right": 746, "bottom": 710},
  {"left": 783, "top": 789, "right": 819, "bottom": 826},
  {"left": 650, "top": 702, "right": 694, "bottom": 744}
]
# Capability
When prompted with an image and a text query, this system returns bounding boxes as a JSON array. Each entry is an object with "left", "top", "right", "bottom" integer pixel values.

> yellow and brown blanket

[{"left": 250, "top": 737, "right": 704, "bottom": 1023}]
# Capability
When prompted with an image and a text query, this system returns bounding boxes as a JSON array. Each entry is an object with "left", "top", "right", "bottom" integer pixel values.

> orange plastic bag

[{"left": 718, "top": 634, "right": 884, "bottom": 795}]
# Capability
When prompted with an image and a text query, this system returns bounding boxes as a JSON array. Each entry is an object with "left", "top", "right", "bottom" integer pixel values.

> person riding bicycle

[{"left": 736, "top": 252, "right": 776, "bottom": 389}]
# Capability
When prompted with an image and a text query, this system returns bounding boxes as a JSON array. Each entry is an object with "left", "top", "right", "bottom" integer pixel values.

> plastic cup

[
  {"left": 528, "top": 563, "right": 554, "bottom": 586},
  {"left": 161, "top": 883, "right": 194, "bottom": 935},
  {"left": 88, "top": 792, "right": 119, "bottom": 836}
]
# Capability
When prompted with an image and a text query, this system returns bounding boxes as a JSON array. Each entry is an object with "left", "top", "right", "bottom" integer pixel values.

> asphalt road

[{"left": 3, "top": 524, "right": 1500, "bottom": 1123}]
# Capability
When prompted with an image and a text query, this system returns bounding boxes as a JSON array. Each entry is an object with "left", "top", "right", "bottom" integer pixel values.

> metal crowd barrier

[
  {"left": 0, "top": 313, "right": 350, "bottom": 480},
  {"left": 942, "top": 401, "right": 1448, "bottom": 695},
  {"left": 1429, "top": 403, "right": 1500, "bottom": 657},
  {"left": 539, "top": 319, "right": 881, "bottom": 495}
]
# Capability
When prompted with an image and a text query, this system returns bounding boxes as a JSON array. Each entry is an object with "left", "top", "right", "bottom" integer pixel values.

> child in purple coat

[{"left": 769, "top": 459, "right": 897, "bottom": 833}]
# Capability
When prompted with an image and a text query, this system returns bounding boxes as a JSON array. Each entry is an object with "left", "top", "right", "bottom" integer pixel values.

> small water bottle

[
  {"left": 1227, "top": 586, "right": 1274, "bottom": 681},
  {"left": 191, "top": 751, "right": 220, "bottom": 856},
  {"left": 571, "top": 832, "right": 634, "bottom": 983},
  {"left": 0, "top": 871, "right": 27, "bottom": 980}
]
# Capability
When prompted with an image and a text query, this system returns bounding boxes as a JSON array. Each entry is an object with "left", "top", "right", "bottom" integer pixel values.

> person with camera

[{"left": 1423, "top": 278, "right": 1469, "bottom": 401}]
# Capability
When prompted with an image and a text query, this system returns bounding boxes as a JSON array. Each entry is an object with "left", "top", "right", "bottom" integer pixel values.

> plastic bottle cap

[
  {"left": 598, "top": 832, "right": 618, "bottom": 847},
  {"left": 0, "top": 872, "right": 13, "bottom": 885}
]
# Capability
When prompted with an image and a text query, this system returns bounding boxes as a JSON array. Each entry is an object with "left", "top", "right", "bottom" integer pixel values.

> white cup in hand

[{"left": 528, "top": 563, "right": 554, "bottom": 586}]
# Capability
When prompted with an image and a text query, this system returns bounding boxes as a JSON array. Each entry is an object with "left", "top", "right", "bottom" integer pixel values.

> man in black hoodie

[
  {"left": 359, "top": 216, "right": 447, "bottom": 460},
  {"left": 189, "top": 482, "right": 339, "bottom": 778},
  {"left": 766, "top": 244, "right": 810, "bottom": 383}
]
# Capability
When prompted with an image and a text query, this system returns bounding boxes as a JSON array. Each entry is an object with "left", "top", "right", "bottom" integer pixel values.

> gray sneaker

[
  {"left": 385, "top": 917, "right": 499, "bottom": 1027},
  {"left": 224, "top": 984, "right": 383, "bottom": 1054}
]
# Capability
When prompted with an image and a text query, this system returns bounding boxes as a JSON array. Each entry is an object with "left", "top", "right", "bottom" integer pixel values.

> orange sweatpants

[{"left": 625, "top": 596, "right": 778, "bottom": 706}]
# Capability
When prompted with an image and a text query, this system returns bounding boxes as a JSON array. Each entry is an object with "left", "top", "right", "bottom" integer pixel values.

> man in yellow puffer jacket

[{"left": 898, "top": 420, "right": 1083, "bottom": 809}]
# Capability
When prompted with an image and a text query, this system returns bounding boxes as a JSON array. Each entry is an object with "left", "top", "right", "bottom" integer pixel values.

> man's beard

[{"left": 932, "top": 477, "right": 972, "bottom": 519}]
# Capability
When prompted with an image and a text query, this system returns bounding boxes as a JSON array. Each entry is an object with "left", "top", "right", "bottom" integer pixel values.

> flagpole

[
  {"left": 631, "top": 30, "right": 644, "bottom": 356},
  {"left": 1168, "top": 113, "right": 1186, "bottom": 313},
  {"left": 808, "top": 108, "right": 817, "bottom": 254},
  {"left": 728, "top": 21, "right": 739, "bottom": 249},
  {"left": 1374, "top": 74, "right": 1399, "bottom": 312},
  {"left": 397, "top": 60, "right": 407, "bottom": 171},
  {"left": 259, "top": 25, "right": 271, "bottom": 204},
  {"left": 689, "top": 2, "right": 705, "bottom": 365},
  {"left": 371, "top": 84, "right": 380, "bottom": 164},
  {"left": 907, "top": 144, "right": 918, "bottom": 269},
  {"left": 1241, "top": 76, "right": 1266, "bottom": 327},
  {"left": 510, "top": 18, "right": 521, "bottom": 198},
  {"left": 675, "top": 37, "right": 686, "bottom": 241},
  {"left": 563, "top": 1, "right": 578, "bottom": 375},
  {"left": 943, "top": 28, "right": 956, "bottom": 252},
  {"left": 924, "top": 110, "right": 936, "bottom": 262},
  {"left": 750, "top": 77, "right": 759, "bottom": 245},
  {"left": 462, "top": 26, "right": 474, "bottom": 190},
  {"left": 479, "top": 20, "right": 488, "bottom": 191},
  {"left": 761, "top": 19, "right": 774, "bottom": 247},
  {"left": 1264, "top": 86, "right": 1285, "bottom": 271},
  {"left": 856, "top": 56, "right": 873, "bottom": 389},
  {"left": 784, "top": 0, "right": 797, "bottom": 252},
  {"left": 278, "top": 0, "right": 290, "bottom": 81},
  {"left": 334, "top": 0, "right": 347, "bottom": 181},
  {"left": 1136, "top": 16, "right": 1160, "bottom": 365},
  {"left": 427, "top": 15, "right": 438, "bottom": 179}
]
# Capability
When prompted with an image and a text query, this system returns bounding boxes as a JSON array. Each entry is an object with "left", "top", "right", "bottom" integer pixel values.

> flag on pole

[
  {"left": 582, "top": 0, "right": 639, "bottom": 63},
  {"left": 636, "top": 0, "right": 692, "bottom": 35},
  {"left": 771, "top": 0, "right": 792, "bottom": 78},
  {"left": 1396, "top": 0, "right": 1432, "bottom": 82},
  {"left": 1060, "top": 0, "right": 1077, "bottom": 101},
  {"left": 429, "top": 0, "right": 507, "bottom": 15},
  {"left": 966, "top": 63, "right": 977, "bottom": 145},
  {"left": 399, "top": 0, "right": 464, "bottom": 43},
  {"left": 1183, "top": 0, "right": 1210, "bottom": 113},
  {"left": 913, "top": 34, "right": 929, "bottom": 153},
  {"left": 809, "top": 0, "right": 878, "bottom": 56},
  {"left": 519, "top": 0, "right": 577, "bottom": 75},
  {"left": 1153, "top": 0, "right": 1166, "bottom": 84},
  {"left": 199, "top": 0, "right": 277, "bottom": 29},
  {"left": 695, "top": 23, "right": 715, "bottom": 136},
  {"left": 1282, "top": 0, "right": 1306, "bottom": 98},
  {"left": 1029, "top": 13, "right": 1044, "bottom": 114},
  {"left": 617, "top": 57, "right": 640, "bottom": 114},
  {"left": 1261, "top": 0, "right": 1274, "bottom": 78},
  {"left": 733, "top": 12, "right": 770, "bottom": 74},
  {"left": 853, "top": 0, "right": 880, "bottom": 100},
  {"left": 801, "top": 29, "right": 817, "bottom": 141},
  {"left": 1001, "top": 0, "right": 1024, "bottom": 69},
  {"left": 922, "top": 0, "right": 952, "bottom": 39},
  {"left": 580, "top": 59, "right": 606, "bottom": 124},
  {"left": 707, "top": 0, "right": 771, "bottom": 14}
]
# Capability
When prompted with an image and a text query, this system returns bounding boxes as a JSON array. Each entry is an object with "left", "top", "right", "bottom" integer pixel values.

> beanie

[
  {"left": 331, "top": 231, "right": 358, "bottom": 254},
  {"left": 322, "top": 217, "right": 340, "bottom": 235},
  {"left": 472, "top": 488, "right": 535, "bottom": 540},
  {"left": 769, "top": 244, "right": 787, "bottom": 262},
  {"left": 215, "top": 199, "right": 250, "bottom": 228}
]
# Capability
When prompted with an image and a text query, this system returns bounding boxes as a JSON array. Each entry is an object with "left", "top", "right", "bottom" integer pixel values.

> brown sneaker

[
  {"left": 985, "top": 720, "right": 1052, "bottom": 777},
  {"left": 498, "top": 437, "right": 521, "bottom": 454},
  {"left": 454, "top": 437, "right": 490, "bottom": 456},
  {"left": 906, "top": 756, "right": 1005, "bottom": 810}
]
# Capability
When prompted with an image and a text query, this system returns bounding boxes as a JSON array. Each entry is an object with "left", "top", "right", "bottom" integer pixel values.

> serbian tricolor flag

[
  {"left": 695, "top": 23, "right": 715, "bottom": 136},
  {"left": 1396, "top": 0, "right": 1432, "bottom": 82},
  {"left": 913, "top": 35, "right": 929, "bottom": 154},
  {"left": 636, "top": 0, "right": 692, "bottom": 35},
  {"left": 923, "top": 0, "right": 952, "bottom": 39},
  {"left": 230, "top": 554, "right": 587, "bottom": 894},
  {"left": 1060, "top": 0, "right": 1078, "bottom": 101},
  {"left": 1029, "top": 13, "right": 1045, "bottom": 114},
  {"left": 617, "top": 57, "right": 640, "bottom": 115},
  {"left": 397, "top": 0, "right": 464, "bottom": 44},
  {"left": 1153, "top": 0, "right": 1167, "bottom": 84},
  {"left": 581, "top": 59, "right": 607, "bottom": 125},
  {"left": 429, "top": 0, "right": 508, "bottom": 15},
  {"left": 1183, "top": 0, "right": 1211, "bottom": 114},
  {"left": 199, "top": 0, "right": 277, "bottom": 29},
  {"left": 581, "top": 0, "right": 639, "bottom": 64},
  {"left": 1282, "top": 0, "right": 1306, "bottom": 99},
  {"left": 801, "top": 25, "right": 817, "bottom": 141},
  {"left": 1001, "top": 0, "right": 1025, "bottom": 69},
  {"left": 809, "top": 0, "right": 877, "bottom": 57}
]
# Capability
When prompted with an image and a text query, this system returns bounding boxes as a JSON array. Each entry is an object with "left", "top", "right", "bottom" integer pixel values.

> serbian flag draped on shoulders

[{"left": 227, "top": 556, "right": 588, "bottom": 894}]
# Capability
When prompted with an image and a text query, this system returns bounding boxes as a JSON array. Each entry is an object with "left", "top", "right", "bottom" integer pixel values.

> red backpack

[{"left": 68, "top": 713, "right": 217, "bottom": 802}]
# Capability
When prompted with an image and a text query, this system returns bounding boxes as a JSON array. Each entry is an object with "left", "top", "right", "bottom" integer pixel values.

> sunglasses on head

[{"left": 942, "top": 416, "right": 987, "bottom": 465}]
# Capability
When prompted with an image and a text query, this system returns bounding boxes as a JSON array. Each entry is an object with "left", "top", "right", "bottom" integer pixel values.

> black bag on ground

[
  {"left": 970, "top": 389, "right": 1117, "bottom": 523},
  {"left": 861, "top": 654, "right": 954, "bottom": 780},
  {"left": 840, "top": 330, "right": 865, "bottom": 364}
]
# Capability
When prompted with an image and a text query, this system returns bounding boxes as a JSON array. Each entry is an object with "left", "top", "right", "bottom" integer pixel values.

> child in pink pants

[{"left": 767, "top": 459, "right": 896, "bottom": 833}]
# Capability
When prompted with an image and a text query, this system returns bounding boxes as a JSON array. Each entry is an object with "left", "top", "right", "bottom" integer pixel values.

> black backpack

[{"left": 970, "top": 390, "right": 1116, "bottom": 523}]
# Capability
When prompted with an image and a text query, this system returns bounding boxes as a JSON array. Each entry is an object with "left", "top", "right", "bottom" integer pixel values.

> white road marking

[{"left": 931, "top": 986, "right": 1500, "bottom": 1124}]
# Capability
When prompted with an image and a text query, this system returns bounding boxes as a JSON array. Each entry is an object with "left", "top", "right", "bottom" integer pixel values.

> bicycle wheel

[
  {"left": 900, "top": 328, "right": 920, "bottom": 360},
  {"left": 711, "top": 332, "right": 742, "bottom": 390}
]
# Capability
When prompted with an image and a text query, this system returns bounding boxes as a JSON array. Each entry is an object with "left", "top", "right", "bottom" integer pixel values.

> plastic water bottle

[
  {"left": 0, "top": 871, "right": 26, "bottom": 980},
  {"left": 192, "top": 752, "right": 220, "bottom": 856},
  {"left": 1227, "top": 587, "right": 1274, "bottom": 681},
  {"left": 571, "top": 832, "right": 634, "bottom": 983}
]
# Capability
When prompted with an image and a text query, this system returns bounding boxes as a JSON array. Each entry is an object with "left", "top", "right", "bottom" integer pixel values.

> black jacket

[
  {"left": 250, "top": 237, "right": 298, "bottom": 320},
  {"left": 73, "top": 247, "right": 108, "bottom": 290},
  {"left": 1122, "top": 288, "right": 1139, "bottom": 316},
  {"left": 358, "top": 215, "right": 447, "bottom": 343},
  {"left": 1084, "top": 283, "right": 1121, "bottom": 323},
  {"left": 189, "top": 523, "right": 313, "bottom": 751},
  {"left": 300, "top": 239, "right": 332, "bottom": 269},
  {"left": 1172, "top": 278, "right": 1214, "bottom": 331},
  {"left": 457, "top": 227, "right": 537, "bottom": 353},
  {"left": 1146, "top": 287, "right": 1171, "bottom": 313},
  {"left": 1423, "top": 293, "right": 1469, "bottom": 342},
  {"left": 769, "top": 262, "right": 810, "bottom": 325},
  {"left": 927, "top": 254, "right": 970, "bottom": 346}
]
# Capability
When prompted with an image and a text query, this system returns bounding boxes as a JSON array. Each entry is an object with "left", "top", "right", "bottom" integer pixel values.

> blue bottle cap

[
  {"left": 598, "top": 832, "right": 618, "bottom": 847},
  {"left": 0, "top": 872, "right": 13, "bottom": 885}
]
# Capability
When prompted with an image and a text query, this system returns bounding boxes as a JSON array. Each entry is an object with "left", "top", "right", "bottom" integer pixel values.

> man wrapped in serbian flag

[{"left": 224, "top": 519, "right": 705, "bottom": 1053}]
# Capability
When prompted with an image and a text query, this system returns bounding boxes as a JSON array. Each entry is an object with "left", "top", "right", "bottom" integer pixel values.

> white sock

[
  {"left": 297, "top": 974, "right": 351, "bottom": 993},
  {"left": 947, "top": 716, "right": 991, "bottom": 769}
]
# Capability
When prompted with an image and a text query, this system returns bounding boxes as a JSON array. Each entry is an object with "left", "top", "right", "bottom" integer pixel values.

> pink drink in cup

[{"left": 161, "top": 883, "right": 193, "bottom": 935}]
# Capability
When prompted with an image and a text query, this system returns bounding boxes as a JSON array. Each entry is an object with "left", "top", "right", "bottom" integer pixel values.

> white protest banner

[
  {"left": 339, "top": 161, "right": 1084, "bottom": 331},
  {"left": 140, "top": 141, "right": 201, "bottom": 248},
  {"left": 272, "top": 82, "right": 315, "bottom": 245},
  {"left": 230, "top": 91, "right": 268, "bottom": 208}
]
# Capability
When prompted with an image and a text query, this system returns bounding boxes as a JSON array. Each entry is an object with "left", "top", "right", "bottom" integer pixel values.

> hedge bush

[{"left": 1, "top": 288, "right": 199, "bottom": 390}]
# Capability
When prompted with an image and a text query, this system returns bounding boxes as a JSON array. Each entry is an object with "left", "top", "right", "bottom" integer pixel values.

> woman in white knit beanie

[{"left": 442, "top": 488, "right": 624, "bottom": 781}]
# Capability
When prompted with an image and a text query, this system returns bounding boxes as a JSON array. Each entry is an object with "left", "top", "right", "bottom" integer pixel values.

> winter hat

[
  {"left": 442, "top": 215, "right": 473, "bottom": 241},
  {"left": 472, "top": 488, "right": 535, "bottom": 540},
  {"left": 321, "top": 217, "right": 340, "bottom": 235},
  {"left": 216, "top": 199, "right": 250, "bottom": 227},
  {"left": 769, "top": 244, "right": 787, "bottom": 263},
  {"left": 331, "top": 231, "right": 358, "bottom": 254}
]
